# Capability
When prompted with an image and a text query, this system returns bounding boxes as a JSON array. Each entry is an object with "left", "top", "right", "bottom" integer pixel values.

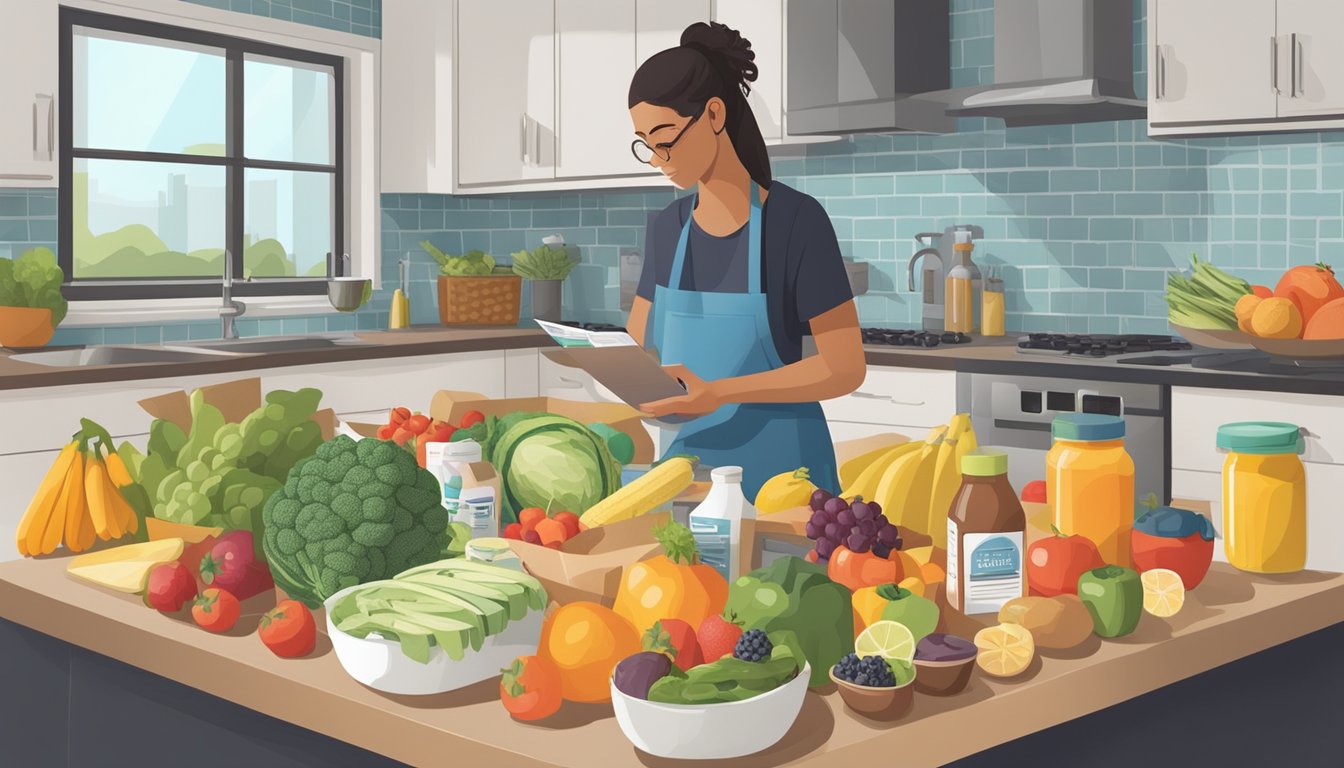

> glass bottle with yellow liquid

[
  {"left": 945, "top": 231, "right": 977, "bottom": 333},
  {"left": 982, "top": 267, "right": 1005, "bottom": 337}
]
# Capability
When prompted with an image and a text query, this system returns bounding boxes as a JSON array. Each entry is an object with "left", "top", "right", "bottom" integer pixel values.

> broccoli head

[{"left": 261, "top": 435, "right": 449, "bottom": 608}]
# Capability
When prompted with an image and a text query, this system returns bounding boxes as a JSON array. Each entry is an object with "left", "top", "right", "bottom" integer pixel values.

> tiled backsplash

[
  {"left": 182, "top": 0, "right": 380, "bottom": 38},
  {"left": 4, "top": 0, "right": 1344, "bottom": 344}
]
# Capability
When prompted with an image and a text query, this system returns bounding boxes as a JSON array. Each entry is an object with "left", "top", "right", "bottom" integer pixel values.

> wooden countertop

[
  {"left": 1, "top": 553, "right": 1339, "bottom": 767},
  {"left": 0, "top": 326, "right": 553, "bottom": 391}
]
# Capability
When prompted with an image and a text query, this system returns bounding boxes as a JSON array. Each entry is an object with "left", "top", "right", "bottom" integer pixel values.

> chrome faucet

[{"left": 220, "top": 252, "right": 246, "bottom": 339}]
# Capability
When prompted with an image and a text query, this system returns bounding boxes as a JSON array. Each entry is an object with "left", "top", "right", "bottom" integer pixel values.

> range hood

[{"left": 939, "top": 0, "right": 1145, "bottom": 127}]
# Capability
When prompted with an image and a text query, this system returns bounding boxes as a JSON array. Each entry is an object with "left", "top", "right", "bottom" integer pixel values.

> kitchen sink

[
  {"left": 8, "top": 345, "right": 242, "bottom": 367},
  {"left": 179, "top": 333, "right": 373, "bottom": 354}
]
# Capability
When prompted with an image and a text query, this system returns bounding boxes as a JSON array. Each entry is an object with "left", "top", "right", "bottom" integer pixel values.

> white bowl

[
  {"left": 324, "top": 584, "right": 543, "bottom": 695},
  {"left": 609, "top": 662, "right": 811, "bottom": 760}
]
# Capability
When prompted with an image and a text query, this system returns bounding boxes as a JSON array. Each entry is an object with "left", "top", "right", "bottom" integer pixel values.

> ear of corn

[{"left": 580, "top": 456, "right": 696, "bottom": 527}]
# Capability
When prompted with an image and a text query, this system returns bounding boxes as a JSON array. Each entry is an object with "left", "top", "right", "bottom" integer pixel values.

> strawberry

[
  {"left": 644, "top": 619, "right": 703, "bottom": 672},
  {"left": 697, "top": 614, "right": 743, "bottom": 663}
]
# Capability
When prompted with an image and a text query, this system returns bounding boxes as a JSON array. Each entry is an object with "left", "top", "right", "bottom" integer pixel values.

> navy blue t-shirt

[{"left": 635, "top": 182, "right": 853, "bottom": 364}]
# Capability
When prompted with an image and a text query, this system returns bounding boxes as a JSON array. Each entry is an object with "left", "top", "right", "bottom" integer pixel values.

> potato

[{"left": 997, "top": 595, "right": 1093, "bottom": 649}]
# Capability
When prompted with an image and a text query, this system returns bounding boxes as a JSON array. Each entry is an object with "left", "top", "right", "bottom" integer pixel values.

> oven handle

[{"left": 851, "top": 391, "right": 926, "bottom": 407}]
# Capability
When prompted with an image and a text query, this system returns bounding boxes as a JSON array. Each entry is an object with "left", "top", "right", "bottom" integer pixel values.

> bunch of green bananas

[{"left": 511, "top": 244, "right": 577, "bottom": 280}]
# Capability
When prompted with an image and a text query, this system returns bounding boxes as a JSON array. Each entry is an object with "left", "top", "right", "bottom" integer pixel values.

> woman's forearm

[{"left": 714, "top": 352, "right": 864, "bottom": 405}]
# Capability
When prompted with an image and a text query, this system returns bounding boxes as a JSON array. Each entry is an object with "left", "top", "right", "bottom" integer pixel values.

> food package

[{"left": 508, "top": 512, "right": 670, "bottom": 606}]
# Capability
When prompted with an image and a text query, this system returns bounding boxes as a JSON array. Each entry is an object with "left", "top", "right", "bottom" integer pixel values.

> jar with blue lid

[
  {"left": 1046, "top": 414, "right": 1135, "bottom": 568},
  {"left": 1218, "top": 422, "right": 1306, "bottom": 573}
]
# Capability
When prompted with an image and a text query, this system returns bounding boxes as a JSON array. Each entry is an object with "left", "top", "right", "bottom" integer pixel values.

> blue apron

[{"left": 649, "top": 182, "right": 839, "bottom": 501}]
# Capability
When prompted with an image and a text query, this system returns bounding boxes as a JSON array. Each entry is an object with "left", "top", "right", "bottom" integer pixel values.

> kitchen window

[{"left": 59, "top": 8, "right": 345, "bottom": 300}]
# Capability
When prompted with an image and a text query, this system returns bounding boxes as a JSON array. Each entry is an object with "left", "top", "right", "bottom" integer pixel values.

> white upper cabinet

[
  {"left": 0, "top": 0, "right": 58, "bottom": 186},
  {"left": 556, "top": 0, "right": 640, "bottom": 180},
  {"left": 1149, "top": 0, "right": 1344, "bottom": 136},
  {"left": 638, "top": 0, "right": 711, "bottom": 65},
  {"left": 1275, "top": 0, "right": 1344, "bottom": 118},
  {"left": 456, "top": 0, "right": 556, "bottom": 185},
  {"left": 713, "top": 0, "right": 784, "bottom": 143}
]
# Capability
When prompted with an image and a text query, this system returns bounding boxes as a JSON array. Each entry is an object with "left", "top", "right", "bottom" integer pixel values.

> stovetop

[
  {"left": 862, "top": 328, "right": 972, "bottom": 348},
  {"left": 1017, "top": 333, "right": 1193, "bottom": 357}
]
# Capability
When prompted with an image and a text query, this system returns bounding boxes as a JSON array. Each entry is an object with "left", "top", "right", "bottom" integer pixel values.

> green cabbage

[{"left": 488, "top": 412, "right": 621, "bottom": 525}]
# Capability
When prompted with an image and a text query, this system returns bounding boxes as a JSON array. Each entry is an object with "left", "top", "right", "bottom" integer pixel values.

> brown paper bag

[
  {"left": 137, "top": 376, "right": 335, "bottom": 440},
  {"left": 507, "top": 512, "right": 670, "bottom": 606}
]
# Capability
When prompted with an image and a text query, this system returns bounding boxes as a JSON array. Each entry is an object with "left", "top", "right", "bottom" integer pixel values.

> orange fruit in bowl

[
  {"left": 1250, "top": 297, "right": 1303, "bottom": 339},
  {"left": 538, "top": 602, "right": 640, "bottom": 703},
  {"left": 1234, "top": 294, "right": 1262, "bottom": 334}
]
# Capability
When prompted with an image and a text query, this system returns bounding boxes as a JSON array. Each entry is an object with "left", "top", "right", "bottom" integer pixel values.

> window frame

[{"left": 58, "top": 7, "right": 345, "bottom": 300}]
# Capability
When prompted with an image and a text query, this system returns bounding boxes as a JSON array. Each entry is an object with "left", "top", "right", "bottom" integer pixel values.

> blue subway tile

[
  {"left": 1025, "top": 195, "right": 1072, "bottom": 215},
  {"left": 1076, "top": 146, "right": 1118, "bottom": 167},
  {"left": 1008, "top": 171, "right": 1049, "bottom": 193}
]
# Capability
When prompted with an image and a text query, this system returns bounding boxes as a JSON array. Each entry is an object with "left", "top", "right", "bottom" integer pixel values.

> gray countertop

[{"left": 2, "top": 325, "right": 1341, "bottom": 398}]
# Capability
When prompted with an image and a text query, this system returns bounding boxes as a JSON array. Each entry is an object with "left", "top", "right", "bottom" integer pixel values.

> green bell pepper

[{"left": 1077, "top": 565, "right": 1143, "bottom": 638}]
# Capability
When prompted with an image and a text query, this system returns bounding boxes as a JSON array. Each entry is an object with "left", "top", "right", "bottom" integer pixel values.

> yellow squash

[
  {"left": 754, "top": 467, "right": 818, "bottom": 514},
  {"left": 66, "top": 538, "right": 186, "bottom": 593}
]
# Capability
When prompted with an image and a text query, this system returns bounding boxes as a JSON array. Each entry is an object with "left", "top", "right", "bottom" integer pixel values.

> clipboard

[{"left": 540, "top": 346, "right": 693, "bottom": 424}]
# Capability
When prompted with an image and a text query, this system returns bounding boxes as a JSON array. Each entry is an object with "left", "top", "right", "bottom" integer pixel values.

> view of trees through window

[{"left": 69, "top": 23, "right": 336, "bottom": 285}]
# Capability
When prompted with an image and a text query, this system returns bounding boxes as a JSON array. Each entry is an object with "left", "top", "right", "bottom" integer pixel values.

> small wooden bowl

[
  {"left": 829, "top": 667, "right": 916, "bottom": 720},
  {"left": 913, "top": 655, "right": 976, "bottom": 696}
]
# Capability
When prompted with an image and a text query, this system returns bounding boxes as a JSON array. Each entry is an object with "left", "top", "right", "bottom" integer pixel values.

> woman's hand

[{"left": 639, "top": 364, "right": 724, "bottom": 418}]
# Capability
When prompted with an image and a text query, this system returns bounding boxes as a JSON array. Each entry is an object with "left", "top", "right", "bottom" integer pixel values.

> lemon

[
  {"left": 973, "top": 623, "right": 1034, "bottom": 678},
  {"left": 1141, "top": 568, "right": 1186, "bottom": 618},
  {"left": 855, "top": 620, "right": 917, "bottom": 664}
]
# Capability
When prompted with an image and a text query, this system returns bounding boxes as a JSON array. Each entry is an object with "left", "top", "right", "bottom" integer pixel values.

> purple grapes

[
  {"left": 877, "top": 525, "right": 899, "bottom": 546},
  {"left": 846, "top": 532, "right": 871, "bottom": 553},
  {"left": 824, "top": 523, "right": 840, "bottom": 540},
  {"left": 869, "top": 501, "right": 883, "bottom": 518},
  {"left": 836, "top": 509, "right": 856, "bottom": 528},
  {"left": 873, "top": 543, "right": 892, "bottom": 559},
  {"left": 805, "top": 522, "right": 820, "bottom": 540},
  {"left": 858, "top": 519, "right": 877, "bottom": 537},
  {"left": 823, "top": 497, "right": 848, "bottom": 517},
  {"left": 816, "top": 537, "right": 837, "bottom": 559},
  {"left": 851, "top": 501, "right": 872, "bottom": 521},
  {"left": 810, "top": 510, "right": 833, "bottom": 528},
  {"left": 810, "top": 489, "right": 834, "bottom": 512}
]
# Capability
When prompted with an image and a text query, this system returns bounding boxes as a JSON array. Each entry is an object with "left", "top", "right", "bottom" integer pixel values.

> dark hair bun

[{"left": 680, "top": 21, "right": 757, "bottom": 95}]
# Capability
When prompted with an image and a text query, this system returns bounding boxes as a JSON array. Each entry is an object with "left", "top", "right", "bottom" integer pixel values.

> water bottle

[{"left": 688, "top": 466, "right": 757, "bottom": 581}]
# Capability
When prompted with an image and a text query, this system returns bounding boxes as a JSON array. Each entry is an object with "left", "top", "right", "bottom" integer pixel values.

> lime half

[{"left": 854, "top": 620, "right": 917, "bottom": 664}]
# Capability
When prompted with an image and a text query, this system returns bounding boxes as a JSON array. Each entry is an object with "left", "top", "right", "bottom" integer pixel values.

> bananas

[
  {"left": 15, "top": 420, "right": 140, "bottom": 558},
  {"left": 840, "top": 415, "right": 979, "bottom": 547}
]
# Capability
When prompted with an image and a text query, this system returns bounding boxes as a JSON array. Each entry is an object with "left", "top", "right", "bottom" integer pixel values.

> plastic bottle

[
  {"left": 945, "top": 231, "right": 974, "bottom": 333},
  {"left": 426, "top": 440, "right": 501, "bottom": 539},
  {"left": 688, "top": 466, "right": 757, "bottom": 581},
  {"left": 982, "top": 267, "right": 1005, "bottom": 337},
  {"left": 946, "top": 449, "right": 1026, "bottom": 615}
]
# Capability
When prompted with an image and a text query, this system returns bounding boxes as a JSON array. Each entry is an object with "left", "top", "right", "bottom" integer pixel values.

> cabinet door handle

[
  {"left": 32, "top": 100, "right": 39, "bottom": 153},
  {"left": 46, "top": 96, "right": 54, "bottom": 158},
  {"left": 535, "top": 119, "right": 543, "bottom": 168},
  {"left": 1157, "top": 45, "right": 1166, "bottom": 100},
  {"left": 1271, "top": 35, "right": 1280, "bottom": 94},
  {"left": 1292, "top": 32, "right": 1302, "bottom": 97},
  {"left": 851, "top": 390, "right": 926, "bottom": 407},
  {"left": 520, "top": 113, "right": 529, "bottom": 165}
]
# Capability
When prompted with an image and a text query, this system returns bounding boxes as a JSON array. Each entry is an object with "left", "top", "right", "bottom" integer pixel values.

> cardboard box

[
  {"left": 507, "top": 512, "right": 670, "bottom": 606},
  {"left": 429, "top": 390, "right": 656, "bottom": 464}
]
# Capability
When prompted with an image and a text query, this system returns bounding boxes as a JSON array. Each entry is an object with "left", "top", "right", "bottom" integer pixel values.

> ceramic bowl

[
  {"left": 327, "top": 278, "right": 371, "bottom": 312},
  {"left": 0, "top": 306, "right": 53, "bottom": 348},
  {"left": 323, "top": 584, "right": 542, "bottom": 695},
  {"left": 610, "top": 662, "right": 811, "bottom": 760},
  {"left": 913, "top": 655, "right": 976, "bottom": 696},
  {"left": 829, "top": 667, "right": 916, "bottom": 720}
]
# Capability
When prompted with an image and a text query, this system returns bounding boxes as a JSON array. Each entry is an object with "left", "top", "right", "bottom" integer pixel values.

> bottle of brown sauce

[{"left": 946, "top": 448, "right": 1026, "bottom": 615}]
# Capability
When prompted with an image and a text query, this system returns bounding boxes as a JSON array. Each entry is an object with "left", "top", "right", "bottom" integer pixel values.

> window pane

[
  {"left": 74, "top": 28, "right": 226, "bottom": 156},
  {"left": 244, "top": 169, "right": 332, "bottom": 278},
  {"left": 244, "top": 56, "right": 334, "bottom": 165},
  {"left": 74, "top": 159, "right": 226, "bottom": 279}
]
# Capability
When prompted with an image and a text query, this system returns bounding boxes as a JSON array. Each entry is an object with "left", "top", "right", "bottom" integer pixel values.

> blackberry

[
  {"left": 832, "top": 652, "right": 897, "bottom": 687},
  {"left": 733, "top": 629, "right": 773, "bottom": 662}
]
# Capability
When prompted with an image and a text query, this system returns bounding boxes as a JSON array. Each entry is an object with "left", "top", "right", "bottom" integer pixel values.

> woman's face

[{"left": 629, "top": 99, "right": 723, "bottom": 189}]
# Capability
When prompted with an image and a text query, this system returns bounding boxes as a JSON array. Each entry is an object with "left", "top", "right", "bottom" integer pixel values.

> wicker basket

[{"left": 436, "top": 274, "right": 522, "bottom": 325}]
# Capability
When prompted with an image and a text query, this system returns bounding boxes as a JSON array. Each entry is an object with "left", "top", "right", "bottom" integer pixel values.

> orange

[
  {"left": 1250, "top": 297, "right": 1303, "bottom": 339},
  {"left": 1234, "top": 294, "right": 1262, "bottom": 334},
  {"left": 538, "top": 602, "right": 640, "bottom": 703}
]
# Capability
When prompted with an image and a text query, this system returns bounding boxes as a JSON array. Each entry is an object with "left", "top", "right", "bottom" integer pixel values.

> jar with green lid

[
  {"left": 947, "top": 449, "right": 1025, "bottom": 615},
  {"left": 1218, "top": 422, "right": 1306, "bottom": 573},
  {"left": 1047, "top": 414, "right": 1135, "bottom": 568}
]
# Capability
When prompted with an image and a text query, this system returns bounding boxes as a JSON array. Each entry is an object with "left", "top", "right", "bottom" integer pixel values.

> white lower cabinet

[{"left": 821, "top": 366, "right": 959, "bottom": 430}]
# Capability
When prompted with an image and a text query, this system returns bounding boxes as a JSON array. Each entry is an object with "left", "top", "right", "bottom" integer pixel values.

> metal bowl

[{"left": 327, "top": 278, "right": 371, "bottom": 312}]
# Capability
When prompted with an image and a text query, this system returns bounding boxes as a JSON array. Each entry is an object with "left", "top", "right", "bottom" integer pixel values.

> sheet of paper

[{"left": 535, "top": 319, "right": 637, "bottom": 348}]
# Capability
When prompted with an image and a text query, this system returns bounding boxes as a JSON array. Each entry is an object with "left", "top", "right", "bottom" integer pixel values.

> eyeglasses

[{"left": 631, "top": 110, "right": 702, "bottom": 165}]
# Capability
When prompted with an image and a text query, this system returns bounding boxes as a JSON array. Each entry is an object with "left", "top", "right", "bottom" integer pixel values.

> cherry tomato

[
  {"left": 191, "top": 588, "right": 241, "bottom": 633},
  {"left": 376, "top": 424, "right": 396, "bottom": 440},
  {"left": 389, "top": 407, "right": 411, "bottom": 425},
  {"left": 406, "top": 414, "right": 431, "bottom": 435},
  {"left": 391, "top": 427, "right": 414, "bottom": 446},
  {"left": 259, "top": 600, "right": 317, "bottom": 658},
  {"left": 430, "top": 422, "right": 456, "bottom": 443},
  {"left": 461, "top": 410, "right": 486, "bottom": 429},
  {"left": 500, "top": 656, "right": 562, "bottom": 721}
]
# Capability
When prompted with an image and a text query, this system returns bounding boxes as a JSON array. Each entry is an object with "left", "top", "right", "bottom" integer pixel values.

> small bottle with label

[
  {"left": 946, "top": 448, "right": 1026, "bottom": 615},
  {"left": 945, "top": 231, "right": 975, "bottom": 333},
  {"left": 688, "top": 466, "right": 757, "bottom": 581},
  {"left": 982, "top": 267, "right": 1005, "bottom": 337},
  {"left": 427, "top": 440, "right": 500, "bottom": 538}
]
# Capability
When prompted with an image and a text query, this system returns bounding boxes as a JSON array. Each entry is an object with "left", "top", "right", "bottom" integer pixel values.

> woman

[{"left": 626, "top": 21, "right": 866, "bottom": 500}]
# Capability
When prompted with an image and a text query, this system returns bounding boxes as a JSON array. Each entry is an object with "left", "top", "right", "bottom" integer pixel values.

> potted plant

[
  {"left": 512, "top": 236, "right": 578, "bottom": 322},
  {"left": 421, "top": 241, "right": 522, "bottom": 326},
  {"left": 0, "top": 247, "right": 68, "bottom": 348}
]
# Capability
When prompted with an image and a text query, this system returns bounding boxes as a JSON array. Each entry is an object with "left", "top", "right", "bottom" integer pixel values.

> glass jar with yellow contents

[
  {"left": 1047, "top": 414, "right": 1136, "bottom": 568},
  {"left": 1217, "top": 422, "right": 1307, "bottom": 574}
]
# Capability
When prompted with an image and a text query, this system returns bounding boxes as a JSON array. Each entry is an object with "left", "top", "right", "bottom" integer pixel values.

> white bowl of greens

[{"left": 325, "top": 560, "right": 547, "bottom": 695}]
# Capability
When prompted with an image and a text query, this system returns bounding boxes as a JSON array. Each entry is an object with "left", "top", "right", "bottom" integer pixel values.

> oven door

[{"left": 958, "top": 373, "right": 1169, "bottom": 502}]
